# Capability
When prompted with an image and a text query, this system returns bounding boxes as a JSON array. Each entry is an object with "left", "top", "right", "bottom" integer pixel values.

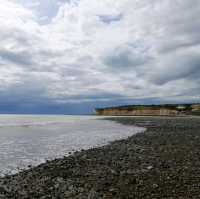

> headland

[{"left": 95, "top": 103, "right": 200, "bottom": 116}]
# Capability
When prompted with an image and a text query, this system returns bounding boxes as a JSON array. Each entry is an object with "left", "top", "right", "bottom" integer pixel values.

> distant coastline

[{"left": 95, "top": 103, "right": 200, "bottom": 116}]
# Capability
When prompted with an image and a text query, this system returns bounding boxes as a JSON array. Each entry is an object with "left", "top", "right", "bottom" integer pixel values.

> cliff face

[
  {"left": 95, "top": 104, "right": 200, "bottom": 116},
  {"left": 191, "top": 104, "right": 200, "bottom": 115},
  {"left": 192, "top": 104, "right": 200, "bottom": 110},
  {"left": 96, "top": 108, "right": 178, "bottom": 116}
]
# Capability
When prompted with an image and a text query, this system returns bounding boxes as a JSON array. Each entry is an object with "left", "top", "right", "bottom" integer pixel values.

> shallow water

[{"left": 0, "top": 115, "right": 145, "bottom": 175}]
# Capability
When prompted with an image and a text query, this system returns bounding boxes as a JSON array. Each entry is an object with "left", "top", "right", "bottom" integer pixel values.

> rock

[
  {"left": 64, "top": 191, "right": 72, "bottom": 197},
  {"left": 0, "top": 186, "right": 7, "bottom": 194},
  {"left": 109, "top": 187, "right": 118, "bottom": 195},
  {"left": 68, "top": 185, "right": 74, "bottom": 191},
  {"left": 147, "top": 166, "right": 153, "bottom": 170},
  {"left": 77, "top": 187, "right": 84, "bottom": 193},
  {"left": 110, "top": 169, "right": 117, "bottom": 175},
  {"left": 88, "top": 189, "right": 99, "bottom": 199},
  {"left": 153, "top": 183, "right": 159, "bottom": 188},
  {"left": 54, "top": 183, "right": 60, "bottom": 189},
  {"left": 127, "top": 169, "right": 135, "bottom": 174}
]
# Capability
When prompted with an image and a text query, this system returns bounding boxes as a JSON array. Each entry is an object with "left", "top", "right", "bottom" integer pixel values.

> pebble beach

[{"left": 0, "top": 116, "right": 200, "bottom": 199}]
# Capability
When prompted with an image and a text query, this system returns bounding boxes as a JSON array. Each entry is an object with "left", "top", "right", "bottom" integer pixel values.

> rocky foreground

[{"left": 0, "top": 116, "right": 200, "bottom": 198}]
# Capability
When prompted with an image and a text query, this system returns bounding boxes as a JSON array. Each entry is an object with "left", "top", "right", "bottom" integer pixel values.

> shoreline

[{"left": 0, "top": 116, "right": 200, "bottom": 198}]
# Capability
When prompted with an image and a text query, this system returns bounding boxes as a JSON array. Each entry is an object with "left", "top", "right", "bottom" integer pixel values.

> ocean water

[{"left": 0, "top": 115, "right": 145, "bottom": 175}]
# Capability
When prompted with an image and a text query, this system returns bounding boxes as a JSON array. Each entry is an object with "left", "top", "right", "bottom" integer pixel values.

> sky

[{"left": 0, "top": 0, "right": 200, "bottom": 114}]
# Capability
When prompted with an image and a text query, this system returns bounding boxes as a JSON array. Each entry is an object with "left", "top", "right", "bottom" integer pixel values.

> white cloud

[{"left": 0, "top": 0, "right": 199, "bottom": 111}]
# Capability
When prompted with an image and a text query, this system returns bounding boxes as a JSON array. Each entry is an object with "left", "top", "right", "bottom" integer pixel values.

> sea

[{"left": 0, "top": 115, "right": 145, "bottom": 176}]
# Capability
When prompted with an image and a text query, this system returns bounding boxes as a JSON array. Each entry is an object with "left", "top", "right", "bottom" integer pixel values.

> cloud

[
  {"left": 0, "top": 49, "right": 33, "bottom": 66},
  {"left": 0, "top": 0, "right": 200, "bottom": 113},
  {"left": 98, "top": 14, "right": 122, "bottom": 24},
  {"left": 103, "top": 44, "right": 150, "bottom": 70}
]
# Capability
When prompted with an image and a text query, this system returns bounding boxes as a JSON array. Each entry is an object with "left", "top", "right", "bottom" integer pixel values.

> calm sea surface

[{"left": 0, "top": 115, "right": 145, "bottom": 175}]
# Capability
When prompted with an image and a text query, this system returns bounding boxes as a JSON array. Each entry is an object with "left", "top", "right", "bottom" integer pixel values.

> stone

[{"left": 147, "top": 166, "right": 153, "bottom": 170}]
